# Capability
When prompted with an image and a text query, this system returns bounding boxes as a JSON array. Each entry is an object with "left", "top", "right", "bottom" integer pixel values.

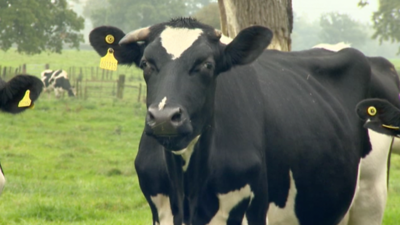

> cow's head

[
  {"left": 90, "top": 18, "right": 272, "bottom": 150},
  {"left": 356, "top": 98, "right": 400, "bottom": 137}
]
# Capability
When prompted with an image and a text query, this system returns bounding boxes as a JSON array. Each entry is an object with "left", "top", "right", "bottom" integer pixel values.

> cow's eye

[
  {"left": 140, "top": 60, "right": 149, "bottom": 69},
  {"left": 203, "top": 62, "right": 213, "bottom": 70}
]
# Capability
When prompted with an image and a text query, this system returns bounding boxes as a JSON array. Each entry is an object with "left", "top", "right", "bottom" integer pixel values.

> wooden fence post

[
  {"left": 75, "top": 79, "right": 80, "bottom": 99},
  {"left": 84, "top": 86, "right": 88, "bottom": 100},
  {"left": 2, "top": 67, "right": 6, "bottom": 79},
  {"left": 137, "top": 83, "right": 142, "bottom": 102},
  {"left": 91, "top": 67, "right": 94, "bottom": 80},
  {"left": 45, "top": 64, "right": 49, "bottom": 70},
  {"left": 117, "top": 74, "right": 125, "bottom": 99}
]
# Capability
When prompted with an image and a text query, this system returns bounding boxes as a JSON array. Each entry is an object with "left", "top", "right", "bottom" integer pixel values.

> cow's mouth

[{"left": 149, "top": 133, "right": 193, "bottom": 151}]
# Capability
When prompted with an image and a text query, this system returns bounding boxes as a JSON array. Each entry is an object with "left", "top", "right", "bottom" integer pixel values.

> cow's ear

[
  {"left": 0, "top": 75, "right": 43, "bottom": 114},
  {"left": 356, "top": 99, "right": 400, "bottom": 137},
  {"left": 89, "top": 26, "right": 144, "bottom": 67},
  {"left": 220, "top": 26, "right": 272, "bottom": 71}
]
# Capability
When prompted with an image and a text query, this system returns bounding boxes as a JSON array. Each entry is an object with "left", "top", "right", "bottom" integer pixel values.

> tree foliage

[
  {"left": 84, "top": 0, "right": 186, "bottom": 32},
  {"left": 83, "top": 0, "right": 216, "bottom": 32},
  {"left": 192, "top": 2, "right": 220, "bottom": 29},
  {"left": 319, "top": 12, "right": 368, "bottom": 48},
  {"left": 0, "top": 0, "right": 84, "bottom": 54},
  {"left": 291, "top": 14, "right": 322, "bottom": 50},
  {"left": 359, "top": 0, "right": 400, "bottom": 52},
  {"left": 185, "top": 0, "right": 215, "bottom": 15}
]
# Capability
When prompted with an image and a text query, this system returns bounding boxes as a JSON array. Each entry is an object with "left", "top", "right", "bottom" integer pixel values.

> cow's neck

[{"left": 163, "top": 129, "right": 212, "bottom": 223}]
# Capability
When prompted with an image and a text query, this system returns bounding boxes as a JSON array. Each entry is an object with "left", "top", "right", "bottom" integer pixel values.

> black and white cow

[
  {"left": 90, "top": 18, "right": 373, "bottom": 225},
  {"left": 0, "top": 74, "right": 43, "bottom": 195},
  {"left": 313, "top": 43, "right": 400, "bottom": 225},
  {"left": 41, "top": 69, "right": 75, "bottom": 98}
]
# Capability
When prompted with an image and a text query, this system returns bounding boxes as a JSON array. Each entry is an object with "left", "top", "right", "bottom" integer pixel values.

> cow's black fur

[
  {"left": 356, "top": 99, "right": 400, "bottom": 136},
  {"left": 0, "top": 75, "right": 43, "bottom": 113},
  {"left": 90, "top": 18, "right": 373, "bottom": 225}
]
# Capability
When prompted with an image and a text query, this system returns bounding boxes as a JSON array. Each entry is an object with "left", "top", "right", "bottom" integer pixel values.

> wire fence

[{"left": 1, "top": 63, "right": 146, "bottom": 102}]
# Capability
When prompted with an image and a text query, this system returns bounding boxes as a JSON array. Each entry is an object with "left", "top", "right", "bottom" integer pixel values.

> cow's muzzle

[{"left": 145, "top": 105, "right": 192, "bottom": 138}]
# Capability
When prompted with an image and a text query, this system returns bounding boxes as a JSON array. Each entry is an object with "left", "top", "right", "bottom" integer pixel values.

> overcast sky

[{"left": 292, "top": 0, "right": 379, "bottom": 23}]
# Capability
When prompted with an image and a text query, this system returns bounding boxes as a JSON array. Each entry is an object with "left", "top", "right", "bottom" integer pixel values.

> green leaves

[
  {"left": 371, "top": 0, "right": 400, "bottom": 51},
  {"left": 319, "top": 12, "right": 368, "bottom": 48},
  {"left": 84, "top": 0, "right": 186, "bottom": 32},
  {"left": 0, "top": 0, "right": 84, "bottom": 55},
  {"left": 358, "top": 0, "right": 400, "bottom": 53}
]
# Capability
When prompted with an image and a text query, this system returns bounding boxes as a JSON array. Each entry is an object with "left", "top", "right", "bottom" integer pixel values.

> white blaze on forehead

[
  {"left": 160, "top": 26, "right": 203, "bottom": 60},
  {"left": 158, "top": 97, "right": 167, "bottom": 110}
]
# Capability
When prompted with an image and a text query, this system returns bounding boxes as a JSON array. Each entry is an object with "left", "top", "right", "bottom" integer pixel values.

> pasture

[{"left": 0, "top": 49, "right": 399, "bottom": 224}]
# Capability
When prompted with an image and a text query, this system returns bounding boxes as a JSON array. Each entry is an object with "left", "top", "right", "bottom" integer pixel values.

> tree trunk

[{"left": 218, "top": 0, "right": 293, "bottom": 51}]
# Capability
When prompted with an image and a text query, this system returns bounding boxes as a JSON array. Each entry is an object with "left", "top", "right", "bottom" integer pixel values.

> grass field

[{"left": 0, "top": 49, "right": 400, "bottom": 224}]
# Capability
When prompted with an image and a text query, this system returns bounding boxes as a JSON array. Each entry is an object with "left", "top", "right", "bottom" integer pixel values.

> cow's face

[{"left": 90, "top": 18, "right": 272, "bottom": 150}]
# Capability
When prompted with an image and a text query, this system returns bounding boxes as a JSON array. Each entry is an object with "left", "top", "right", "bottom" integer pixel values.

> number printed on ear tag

[{"left": 100, "top": 48, "right": 118, "bottom": 71}]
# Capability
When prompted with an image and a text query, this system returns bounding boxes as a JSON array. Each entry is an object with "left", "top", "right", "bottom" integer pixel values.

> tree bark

[{"left": 218, "top": 0, "right": 293, "bottom": 51}]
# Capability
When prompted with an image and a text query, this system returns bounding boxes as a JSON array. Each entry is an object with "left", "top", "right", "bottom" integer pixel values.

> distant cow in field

[
  {"left": 41, "top": 70, "right": 75, "bottom": 98},
  {"left": 0, "top": 74, "right": 43, "bottom": 195}
]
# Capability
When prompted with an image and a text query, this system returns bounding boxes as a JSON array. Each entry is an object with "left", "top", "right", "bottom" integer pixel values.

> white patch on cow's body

[
  {"left": 0, "top": 167, "right": 5, "bottom": 195},
  {"left": 267, "top": 170, "right": 299, "bottom": 225},
  {"left": 208, "top": 184, "right": 254, "bottom": 225},
  {"left": 160, "top": 26, "right": 203, "bottom": 60},
  {"left": 54, "top": 87, "right": 63, "bottom": 98},
  {"left": 312, "top": 42, "right": 351, "bottom": 52},
  {"left": 172, "top": 135, "right": 200, "bottom": 172},
  {"left": 151, "top": 194, "right": 174, "bottom": 225},
  {"left": 339, "top": 130, "right": 392, "bottom": 225},
  {"left": 158, "top": 97, "right": 167, "bottom": 110}
]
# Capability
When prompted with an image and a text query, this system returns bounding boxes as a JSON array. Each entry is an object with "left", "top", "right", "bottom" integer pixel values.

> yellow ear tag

[
  {"left": 100, "top": 48, "right": 118, "bottom": 71},
  {"left": 382, "top": 124, "right": 400, "bottom": 130},
  {"left": 367, "top": 106, "right": 377, "bottom": 116},
  {"left": 18, "top": 90, "right": 32, "bottom": 107}
]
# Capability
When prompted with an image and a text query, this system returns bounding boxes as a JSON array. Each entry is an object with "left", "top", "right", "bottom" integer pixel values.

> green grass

[
  {"left": 0, "top": 98, "right": 152, "bottom": 224},
  {"left": 1, "top": 98, "right": 400, "bottom": 224}
]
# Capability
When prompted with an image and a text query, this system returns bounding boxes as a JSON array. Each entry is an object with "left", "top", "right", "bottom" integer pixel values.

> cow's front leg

[{"left": 135, "top": 134, "right": 178, "bottom": 225}]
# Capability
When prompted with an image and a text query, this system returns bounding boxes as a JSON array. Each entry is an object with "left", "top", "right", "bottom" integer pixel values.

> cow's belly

[
  {"left": 339, "top": 130, "right": 392, "bottom": 225},
  {"left": 0, "top": 167, "right": 5, "bottom": 195}
]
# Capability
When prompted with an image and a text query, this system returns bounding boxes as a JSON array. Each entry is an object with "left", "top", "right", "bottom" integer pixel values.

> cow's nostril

[
  {"left": 147, "top": 111, "right": 156, "bottom": 125},
  {"left": 171, "top": 108, "right": 183, "bottom": 123}
]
